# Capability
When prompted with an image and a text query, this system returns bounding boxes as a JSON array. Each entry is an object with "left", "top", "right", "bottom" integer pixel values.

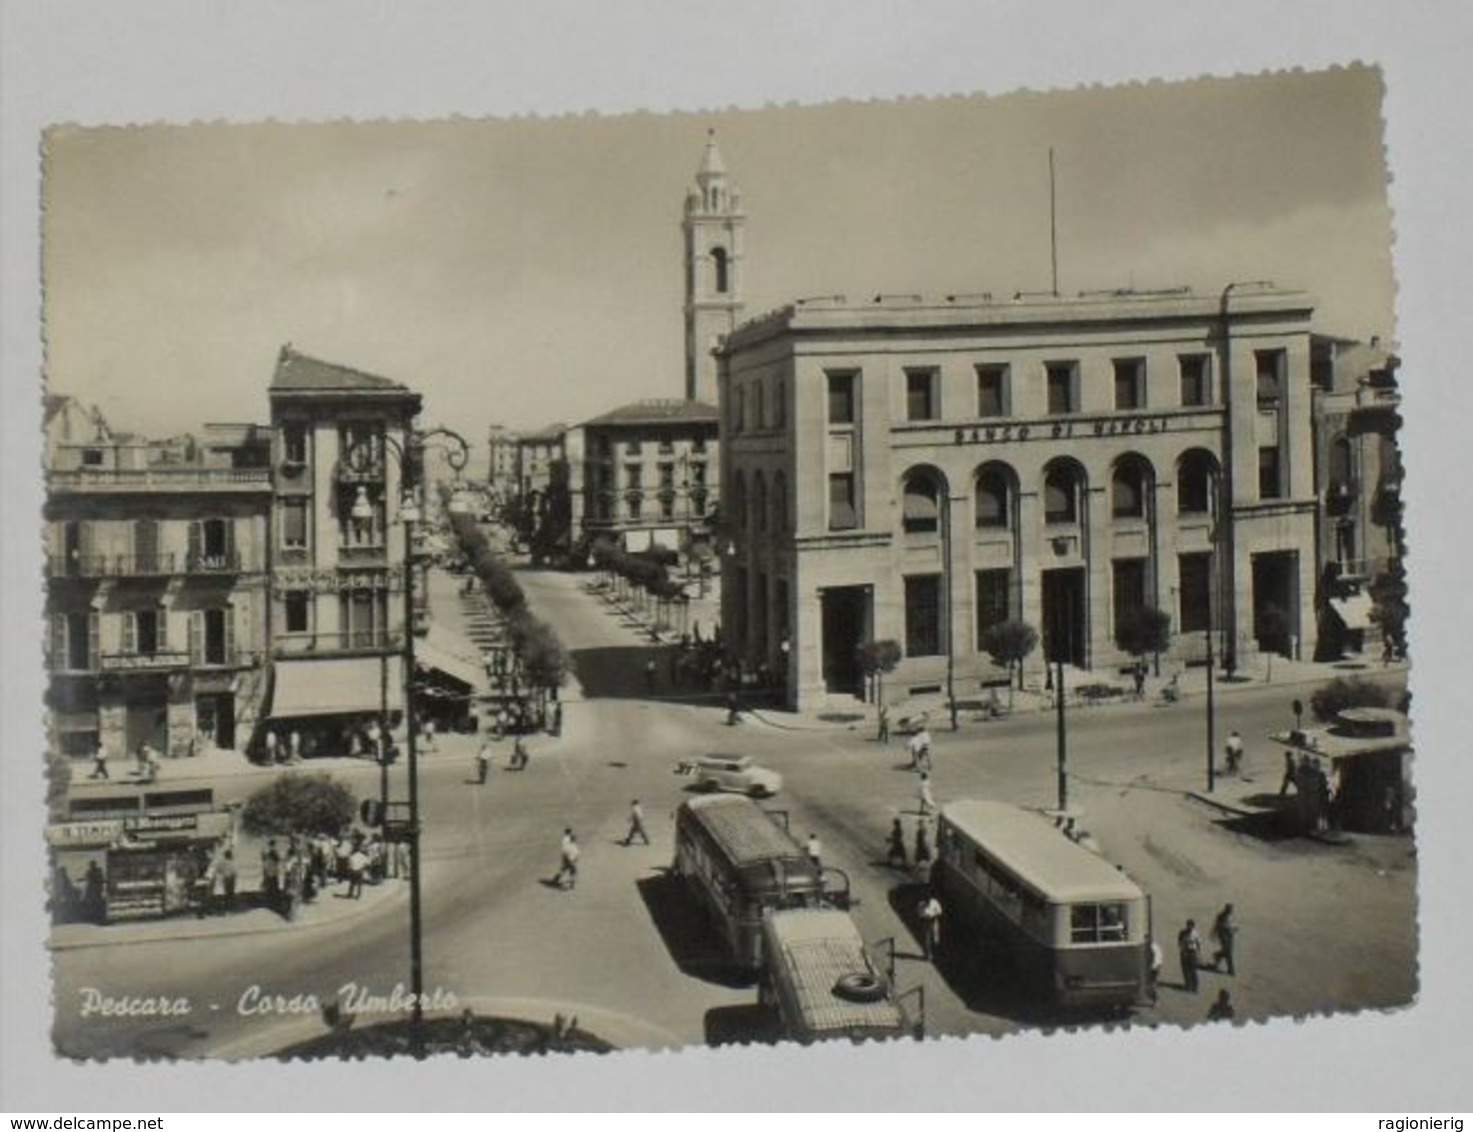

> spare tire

[{"left": 833, "top": 972, "right": 887, "bottom": 1003}]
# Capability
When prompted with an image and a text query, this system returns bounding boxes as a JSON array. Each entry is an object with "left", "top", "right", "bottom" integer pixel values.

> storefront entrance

[{"left": 1252, "top": 551, "right": 1299, "bottom": 658}]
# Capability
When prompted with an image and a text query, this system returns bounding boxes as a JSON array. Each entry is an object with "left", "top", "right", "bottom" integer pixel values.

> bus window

[{"left": 1070, "top": 902, "right": 1129, "bottom": 944}]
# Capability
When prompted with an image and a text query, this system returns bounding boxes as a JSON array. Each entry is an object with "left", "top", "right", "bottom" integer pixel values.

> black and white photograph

[{"left": 5, "top": 0, "right": 1472, "bottom": 1115}]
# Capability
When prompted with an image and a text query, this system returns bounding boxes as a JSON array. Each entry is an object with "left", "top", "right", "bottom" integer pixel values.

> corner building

[{"left": 717, "top": 288, "right": 1321, "bottom": 710}]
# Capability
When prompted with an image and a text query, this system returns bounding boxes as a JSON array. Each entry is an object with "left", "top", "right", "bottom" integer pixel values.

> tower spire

[{"left": 682, "top": 130, "right": 745, "bottom": 403}]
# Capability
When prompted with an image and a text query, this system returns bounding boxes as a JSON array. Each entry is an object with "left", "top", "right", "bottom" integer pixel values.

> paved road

[{"left": 50, "top": 563, "right": 1417, "bottom": 1057}]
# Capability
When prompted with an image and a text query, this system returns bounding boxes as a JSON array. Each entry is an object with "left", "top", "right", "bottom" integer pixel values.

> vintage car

[{"left": 677, "top": 754, "right": 783, "bottom": 798}]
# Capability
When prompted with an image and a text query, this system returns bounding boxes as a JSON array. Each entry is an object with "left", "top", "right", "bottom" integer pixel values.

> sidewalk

[
  {"left": 741, "top": 653, "right": 1410, "bottom": 736},
  {"left": 48, "top": 872, "right": 406, "bottom": 952}
]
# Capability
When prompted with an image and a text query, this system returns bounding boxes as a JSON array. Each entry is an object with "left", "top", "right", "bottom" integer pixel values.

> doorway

[
  {"left": 1252, "top": 551, "right": 1298, "bottom": 657},
  {"left": 1042, "top": 568, "right": 1087, "bottom": 665},
  {"left": 196, "top": 693, "right": 236, "bottom": 750},
  {"left": 821, "top": 586, "right": 869, "bottom": 696}
]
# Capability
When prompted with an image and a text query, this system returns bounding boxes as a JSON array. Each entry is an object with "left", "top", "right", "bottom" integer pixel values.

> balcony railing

[
  {"left": 338, "top": 543, "right": 389, "bottom": 564},
  {"left": 335, "top": 458, "right": 387, "bottom": 484},
  {"left": 274, "top": 631, "right": 403, "bottom": 657},
  {"left": 98, "top": 650, "right": 191, "bottom": 674},
  {"left": 50, "top": 552, "right": 178, "bottom": 578},
  {"left": 48, "top": 467, "right": 271, "bottom": 493}
]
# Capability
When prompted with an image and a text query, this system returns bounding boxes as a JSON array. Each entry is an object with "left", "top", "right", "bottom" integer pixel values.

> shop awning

[
  {"left": 270, "top": 655, "right": 404, "bottom": 719},
  {"left": 417, "top": 626, "right": 487, "bottom": 691},
  {"left": 1329, "top": 592, "right": 1376, "bottom": 631}
]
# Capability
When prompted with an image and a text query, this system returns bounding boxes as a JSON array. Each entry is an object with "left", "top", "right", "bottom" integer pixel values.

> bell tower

[{"left": 683, "top": 130, "right": 745, "bottom": 404}]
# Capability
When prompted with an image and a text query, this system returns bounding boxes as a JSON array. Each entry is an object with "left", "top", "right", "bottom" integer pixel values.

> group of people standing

[
  {"left": 257, "top": 828, "right": 404, "bottom": 919},
  {"left": 1170, "top": 903, "right": 1239, "bottom": 1020}
]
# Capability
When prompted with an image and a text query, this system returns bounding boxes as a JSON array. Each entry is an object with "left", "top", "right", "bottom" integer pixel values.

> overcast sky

[{"left": 42, "top": 65, "right": 1394, "bottom": 439}]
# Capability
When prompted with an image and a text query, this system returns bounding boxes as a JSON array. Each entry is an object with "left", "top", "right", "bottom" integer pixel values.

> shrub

[{"left": 1309, "top": 677, "right": 1395, "bottom": 723}]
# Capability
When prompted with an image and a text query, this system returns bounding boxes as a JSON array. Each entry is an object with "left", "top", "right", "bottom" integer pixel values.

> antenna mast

[{"left": 1049, "top": 148, "right": 1059, "bottom": 297}]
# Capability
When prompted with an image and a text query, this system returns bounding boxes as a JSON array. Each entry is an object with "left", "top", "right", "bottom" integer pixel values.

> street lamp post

[{"left": 350, "top": 424, "right": 468, "bottom": 1059}]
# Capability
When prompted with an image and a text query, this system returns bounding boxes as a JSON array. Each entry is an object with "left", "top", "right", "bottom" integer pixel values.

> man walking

[
  {"left": 907, "top": 728, "right": 932, "bottom": 772},
  {"left": 1224, "top": 731, "right": 1245, "bottom": 776},
  {"left": 805, "top": 833, "right": 823, "bottom": 877},
  {"left": 1178, "top": 919, "right": 1203, "bottom": 992},
  {"left": 623, "top": 800, "right": 650, "bottom": 846},
  {"left": 917, "top": 772, "right": 937, "bottom": 816},
  {"left": 89, "top": 742, "right": 109, "bottom": 780},
  {"left": 555, "top": 830, "right": 580, "bottom": 890},
  {"left": 476, "top": 739, "right": 493, "bottom": 784},
  {"left": 1211, "top": 903, "right": 1238, "bottom": 975},
  {"left": 876, "top": 704, "right": 890, "bottom": 744},
  {"left": 885, "top": 818, "right": 908, "bottom": 869},
  {"left": 918, "top": 892, "right": 943, "bottom": 960},
  {"left": 913, "top": 820, "right": 934, "bottom": 875}
]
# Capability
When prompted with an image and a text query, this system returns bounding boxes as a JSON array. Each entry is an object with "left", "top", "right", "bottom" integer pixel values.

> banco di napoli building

[{"left": 716, "top": 285, "right": 1319, "bottom": 711}]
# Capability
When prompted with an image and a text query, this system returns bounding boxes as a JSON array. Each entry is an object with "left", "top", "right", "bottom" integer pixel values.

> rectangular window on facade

[
  {"left": 1113, "top": 359, "right": 1145, "bottom": 410},
  {"left": 905, "top": 369, "right": 939, "bottom": 422},
  {"left": 976, "top": 365, "right": 1009, "bottom": 417},
  {"left": 827, "top": 372, "right": 857, "bottom": 425},
  {"left": 283, "top": 425, "right": 308, "bottom": 465},
  {"left": 690, "top": 461, "right": 707, "bottom": 487},
  {"left": 904, "top": 574, "right": 943, "bottom": 658},
  {"left": 282, "top": 499, "right": 308, "bottom": 548},
  {"left": 658, "top": 435, "right": 674, "bottom": 454},
  {"left": 1178, "top": 553, "right": 1212, "bottom": 634},
  {"left": 975, "top": 568, "right": 1012, "bottom": 640},
  {"left": 1046, "top": 362, "right": 1077, "bottom": 414},
  {"left": 1179, "top": 354, "right": 1211, "bottom": 407},
  {"left": 659, "top": 463, "right": 675, "bottom": 489},
  {"left": 132, "top": 609, "right": 162, "bottom": 655},
  {"left": 1112, "top": 558, "right": 1148, "bottom": 640},
  {"left": 828, "top": 472, "right": 858, "bottom": 530},
  {"left": 626, "top": 465, "right": 643, "bottom": 490},
  {"left": 659, "top": 496, "right": 674, "bottom": 520},
  {"left": 775, "top": 380, "right": 787, "bottom": 429},
  {"left": 627, "top": 438, "right": 642, "bottom": 456},
  {"left": 285, "top": 592, "right": 310, "bottom": 633},
  {"left": 1258, "top": 446, "right": 1283, "bottom": 499},
  {"left": 64, "top": 612, "right": 90, "bottom": 669},
  {"left": 1256, "top": 349, "right": 1285, "bottom": 409},
  {"left": 629, "top": 496, "right": 643, "bottom": 521}
]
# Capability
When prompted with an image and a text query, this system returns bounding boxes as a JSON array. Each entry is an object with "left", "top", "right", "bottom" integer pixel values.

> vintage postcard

[{"left": 19, "top": 33, "right": 1457, "bottom": 1109}]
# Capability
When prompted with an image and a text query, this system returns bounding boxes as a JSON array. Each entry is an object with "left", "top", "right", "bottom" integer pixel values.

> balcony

[
  {"left": 274, "top": 631, "right": 403, "bottom": 657},
  {"left": 47, "top": 467, "right": 271, "bottom": 494},
  {"left": 334, "top": 458, "right": 386, "bottom": 485},
  {"left": 50, "top": 552, "right": 178, "bottom": 579},
  {"left": 98, "top": 650, "right": 191, "bottom": 674},
  {"left": 338, "top": 543, "right": 389, "bottom": 566}
]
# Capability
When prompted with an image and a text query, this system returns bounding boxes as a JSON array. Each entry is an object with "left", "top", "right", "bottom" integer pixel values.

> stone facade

[
  {"left": 717, "top": 287, "right": 1323, "bottom": 710},
  {"left": 44, "top": 402, "right": 273, "bottom": 758}
]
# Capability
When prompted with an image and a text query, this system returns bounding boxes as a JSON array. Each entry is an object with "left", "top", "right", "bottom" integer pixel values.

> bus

[
  {"left": 931, "top": 799, "right": 1150, "bottom": 1011},
  {"left": 672, "top": 794, "right": 850, "bottom": 970},
  {"left": 759, "top": 908, "right": 915, "bottom": 1043}
]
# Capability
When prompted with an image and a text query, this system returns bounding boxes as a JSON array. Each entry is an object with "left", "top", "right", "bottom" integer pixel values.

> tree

[
  {"left": 1309, "top": 676, "right": 1395, "bottom": 724},
  {"left": 980, "top": 619, "right": 1040, "bottom": 707},
  {"left": 857, "top": 639, "right": 903, "bottom": 704},
  {"left": 242, "top": 773, "right": 357, "bottom": 838},
  {"left": 1115, "top": 605, "right": 1172, "bottom": 675}
]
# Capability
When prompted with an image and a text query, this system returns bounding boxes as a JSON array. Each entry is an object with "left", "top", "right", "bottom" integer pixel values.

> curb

[{"left": 48, "top": 881, "right": 407, "bottom": 953}]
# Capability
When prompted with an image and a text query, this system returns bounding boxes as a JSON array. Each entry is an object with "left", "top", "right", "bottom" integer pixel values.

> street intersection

[{"left": 50, "top": 563, "right": 1417, "bottom": 1059}]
